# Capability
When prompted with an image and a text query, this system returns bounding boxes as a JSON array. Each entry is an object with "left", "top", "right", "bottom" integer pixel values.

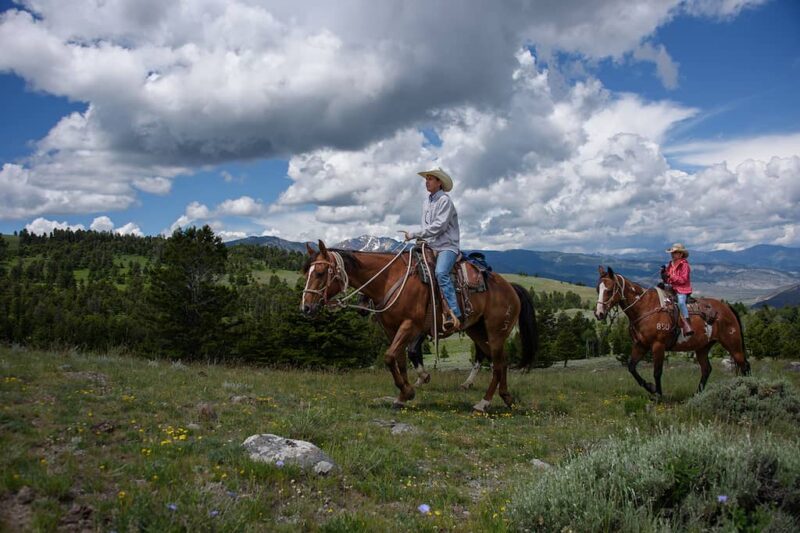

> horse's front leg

[
  {"left": 628, "top": 343, "right": 655, "bottom": 395},
  {"left": 384, "top": 320, "right": 420, "bottom": 408}
]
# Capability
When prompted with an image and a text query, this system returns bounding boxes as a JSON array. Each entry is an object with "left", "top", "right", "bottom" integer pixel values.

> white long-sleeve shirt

[{"left": 412, "top": 189, "right": 460, "bottom": 253}]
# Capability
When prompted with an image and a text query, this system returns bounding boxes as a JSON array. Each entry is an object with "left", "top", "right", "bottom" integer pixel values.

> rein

[
  {"left": 303, "top": 240, "right": 443, "bottom": 365},
  {"left": 303, "top": 242, "right": 415, "bottom": 313}
]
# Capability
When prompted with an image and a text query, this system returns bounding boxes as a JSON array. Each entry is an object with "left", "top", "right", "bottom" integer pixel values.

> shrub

[
  {"left": 508, "top": 425, "right": 800, "bottom": 532},
  {"left": 686, "top": 377, "right": 800, "bottom": 425}
]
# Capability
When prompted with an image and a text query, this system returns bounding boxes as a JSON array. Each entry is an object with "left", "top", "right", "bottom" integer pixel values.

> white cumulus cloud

[
  {"left": 25, "top": 217, "right": 85, "bottom": 235},
  {"left": 0, "top": 0, "right": 748, "bottom": 219}
]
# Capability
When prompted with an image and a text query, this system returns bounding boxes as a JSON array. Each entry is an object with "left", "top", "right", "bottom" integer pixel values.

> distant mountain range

[
  {"left": 226, "top": 235, "right": 800, "bottom": 304},
  {"left": 225, "top": 235, "right": 311, "bottom": 253},
  {"left": 752, "top": 283, "right": 800, "bottom": 308}
]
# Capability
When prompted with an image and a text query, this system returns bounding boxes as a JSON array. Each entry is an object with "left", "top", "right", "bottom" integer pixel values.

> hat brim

[
  {"left": 418, "top": 169, "right": 453, "bottom": 192},
  {"left": 666, "top": 248, "right": 689, "bottom": 257}
]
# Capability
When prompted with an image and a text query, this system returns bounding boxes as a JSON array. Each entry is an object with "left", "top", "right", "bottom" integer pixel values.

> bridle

[
  {"left": 597, "top": 273, "right": 652, "bottom": 316},
  {"left": 596, "top": 275, "right": 622, "bottom": 315},
  {"left": 301, "top": 245, "right": 415, "bottom": 312},
  {"left": 302, "top": 254, "right": 349, "bottom": 308}
]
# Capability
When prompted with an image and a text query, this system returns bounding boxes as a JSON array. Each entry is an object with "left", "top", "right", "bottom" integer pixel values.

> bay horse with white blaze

[
  {"left": 301, "top": 240, "right": 537, "bottom": 412},
  {"left": 594, "top": 266, "right": 750, "bottom": 397}
]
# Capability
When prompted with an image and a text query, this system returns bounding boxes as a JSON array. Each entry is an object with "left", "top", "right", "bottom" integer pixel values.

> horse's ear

[
  {"left": 306, "top": 243, "right": 316, "bottom": 256},
  {"left": 598, "top": 265, "right": 606, "bottom": 277},
  {"left": 318, "top": 239, "right": 328, "bottom": 257},
  {"left": 607, "top": 266, "right": 615, "bottom": 277}
]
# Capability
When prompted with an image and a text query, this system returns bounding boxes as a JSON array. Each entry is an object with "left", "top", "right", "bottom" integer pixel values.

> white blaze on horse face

[
  {"left": 301, "top": 263, "right": 321, "bottom": 310},
  {"left": 596, "top": 282, "right": 608, "bottom": 316}
]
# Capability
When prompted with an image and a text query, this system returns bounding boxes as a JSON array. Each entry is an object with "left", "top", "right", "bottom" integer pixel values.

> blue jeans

[
  {"left": 435, "top": 250, "right": 461, "bottom": 318},
  {"left": 677, "top": 293, "right": 689, "bottom": 319}
]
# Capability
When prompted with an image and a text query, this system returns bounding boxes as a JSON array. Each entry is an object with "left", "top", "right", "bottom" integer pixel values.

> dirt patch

[
  {"left": 63, "top": 371, "right": 109, "bottom": 387},
  {"left": 58, "top": 503, "right": 95, "bottom": 532},
  {"left": 0, "top": 488, "right": 34, "bottom": 531}
]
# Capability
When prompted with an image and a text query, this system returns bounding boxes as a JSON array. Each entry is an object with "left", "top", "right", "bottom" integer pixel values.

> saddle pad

[{"left": 654, "top": 287, "right": 673, "bottom": 308}]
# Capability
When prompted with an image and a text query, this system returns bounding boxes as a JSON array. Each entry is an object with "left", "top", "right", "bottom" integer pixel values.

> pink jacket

[{"left": 666, "top": 258, "right": 692, "bottom": 294}]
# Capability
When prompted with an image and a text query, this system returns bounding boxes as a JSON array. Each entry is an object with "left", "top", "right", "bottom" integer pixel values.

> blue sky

[{"left": 0, "top": 0, "right": 798, "bottom": 252}]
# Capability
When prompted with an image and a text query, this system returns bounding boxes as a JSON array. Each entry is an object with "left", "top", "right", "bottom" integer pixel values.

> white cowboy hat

[
  {"left": 417, "top": 167, "right": 453, "bottom": 192},
  {"left": 666, "top": 243, "right": 689, "bottom": 257}
]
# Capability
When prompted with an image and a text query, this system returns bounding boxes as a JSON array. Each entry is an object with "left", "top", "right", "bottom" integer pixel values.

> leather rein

[{"left": 302, "top": 244, "right": 415, "bottom": 313}]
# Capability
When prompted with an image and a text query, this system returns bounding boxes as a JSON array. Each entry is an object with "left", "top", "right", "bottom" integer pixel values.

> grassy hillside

[
  {"left": 2, "top": 347, "right": 798, "bottom": 531},
  {"left": 1, "top": 234, "right": 19, "bottom": 253},
  {"left": 499, "top": 273, "right": 595, "bottom": 302}
]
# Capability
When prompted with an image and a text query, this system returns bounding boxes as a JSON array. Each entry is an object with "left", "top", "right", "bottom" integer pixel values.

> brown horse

[
  {"left": 594, "top": 266, "right": 750, "bottom": 397},
  {"left": 301, "top": 240, "right": 537, "bottom": 412}
]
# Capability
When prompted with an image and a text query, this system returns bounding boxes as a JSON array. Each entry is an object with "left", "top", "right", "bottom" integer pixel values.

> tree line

[
  {"left": 0, "top": 230, "right": 797, "bottom": 366},
  {"left": 0, "top": 228, "right": 383, "bottom": 368}
]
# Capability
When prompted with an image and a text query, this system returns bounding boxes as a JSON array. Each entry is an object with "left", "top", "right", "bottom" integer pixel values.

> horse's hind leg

[
  {"left": 407, "top": 334, "right": 431, "bottom": 386},
  {"left": 473, "top": 332, "right": 508, "bottom": 413},
  {"left": 652, "top": 342, "right": 666, "bottom": 398},
  {"left": 461, "top": 336, "right": 488, "bottom": 390},
  {"left": 717, "top": 319, "right": 750, "bottom": 376},
  {"left": 695, "top": 344, "right": 713, "bottom": 393}
]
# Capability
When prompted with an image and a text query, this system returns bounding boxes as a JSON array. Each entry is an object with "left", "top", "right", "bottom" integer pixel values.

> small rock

[
  {"left": 59, "top": 364, "right": 73, "bottom": 371},
  {"left": 721, "top": 357, "right": 736, "bottom": 372},
  {"left": 230, "top": 395, "right": 250, "bottom": 404},
  {"left": 243, "top": 434, "right": 336, "bottom": 472},
  {"left": 529, "top": 458, "right": 552, "bottom": 470},
  {"left": 313, "top": 461, "right": 334, "bottom": 476},
  {"left": 198, "top": 403, "right": 217, "bottom": 421},
  {"left": 17, "top": 486, "right": 34, "bottom": 504},
  {"left": 786, "top": 362, "right": 800, "bottom": 372},
  {"left": 390, "top": 423, "right": 416, "bottom": 435},
  {"left": 187, "top": 423, "right": 201, "bottom": 431},
  {"left": 90, "top": 420, "right": 115, "bottom": 433},
  {"left": 371, "top": 396, "right": 397, "bottom": 405}
]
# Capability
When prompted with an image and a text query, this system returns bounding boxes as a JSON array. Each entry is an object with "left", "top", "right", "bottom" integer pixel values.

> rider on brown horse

[
  {"left": 401, "top": 167, "right": 462, "bottom": 331},
  {"left": 661, "top": 243, "right": 693, "bottom": 337}
]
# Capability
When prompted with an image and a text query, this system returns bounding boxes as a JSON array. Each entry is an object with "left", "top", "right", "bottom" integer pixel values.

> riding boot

[
  {"left": 680, "top": 316, "right": 694, "bottom": 336},
  {"left": 441, "top": 304, "right": 461, "bottom": 332}
]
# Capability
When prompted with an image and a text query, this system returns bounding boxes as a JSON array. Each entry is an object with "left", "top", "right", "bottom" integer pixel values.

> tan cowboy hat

[
  {"left": 666, "top": 243, "right": 689, "bottom": 257},
  {"left": 417, "top": 167, "right": 453, "bottom": 192}
]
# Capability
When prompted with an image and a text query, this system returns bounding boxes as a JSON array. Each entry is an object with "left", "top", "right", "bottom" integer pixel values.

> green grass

[
  {"left": 1, "top": 234, "right": 19, "bottom": 253},
  {"left": 500, "top": 273, "right": 596, "bottom": 304},
  {"left": 2, "top": 347, "right": 798, "bottom": 531}
]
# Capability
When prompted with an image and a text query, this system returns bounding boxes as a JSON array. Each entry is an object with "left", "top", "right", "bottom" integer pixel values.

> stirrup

[{"left": 443, "top": 310, "right": 461, "bottom": 331}]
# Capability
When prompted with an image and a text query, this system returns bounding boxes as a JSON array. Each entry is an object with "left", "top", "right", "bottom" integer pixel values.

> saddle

[
  {"left": 655, "top": 286, "right": 719, "bottom": 326},
  {"left": 413, "top": 246, "right": 489, "bottom": 328}
]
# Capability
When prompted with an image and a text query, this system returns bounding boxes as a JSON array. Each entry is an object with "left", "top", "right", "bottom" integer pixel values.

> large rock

[
  {"left": 720, "top": 357, "right": 737, "bottom": 372},
  {"left": 786, "top": 362, "right": 800, "bottom": 372},
  {"left": 243, "top": 434, "right": 335, "bottom": 473}
]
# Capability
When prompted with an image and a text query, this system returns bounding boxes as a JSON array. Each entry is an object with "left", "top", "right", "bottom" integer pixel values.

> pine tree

[{"left": 145, "top": 226, "right": 234, "bottom": 360}]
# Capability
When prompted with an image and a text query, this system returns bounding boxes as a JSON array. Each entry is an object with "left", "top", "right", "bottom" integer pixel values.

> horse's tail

[
  {"left": 727, "top": 303, "right": 751, "bottom": 375},
  {"left": 512, "top": 283, "right": 538, "bottom": 368}
]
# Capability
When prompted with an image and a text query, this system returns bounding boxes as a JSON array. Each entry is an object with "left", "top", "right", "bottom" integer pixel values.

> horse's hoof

[
  {"left": 472, "top": 399, "right": 491, "bottom": 413},
  {"left": 414, "top": 373, "right": 431, "bottom": 387},
  {"left": 460, "top": 382, "right": 474, "bottom": 390}
]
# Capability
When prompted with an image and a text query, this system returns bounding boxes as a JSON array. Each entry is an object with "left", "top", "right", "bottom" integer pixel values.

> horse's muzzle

[{"left": 302, "top": 303, "right": 321, "bottom": 317}]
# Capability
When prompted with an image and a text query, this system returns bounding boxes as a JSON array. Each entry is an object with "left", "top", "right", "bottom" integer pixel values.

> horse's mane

[{"left": 302, "top": 248, "right": 363, "bottom": 272}]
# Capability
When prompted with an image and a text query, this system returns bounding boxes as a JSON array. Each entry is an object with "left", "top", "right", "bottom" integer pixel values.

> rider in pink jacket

[{"left": 662, "top": 243, "right": 693, "bottom": 336}]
